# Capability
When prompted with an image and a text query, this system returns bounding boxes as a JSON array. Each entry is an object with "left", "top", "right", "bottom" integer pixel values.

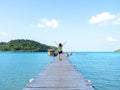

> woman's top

[{"left": 58, "top": 46, "right": 62, "bottom": 52}]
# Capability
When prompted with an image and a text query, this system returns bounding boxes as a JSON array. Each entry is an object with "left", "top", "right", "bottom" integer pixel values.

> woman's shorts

[{"left": 58, "top": 51, "right": 63, "bottom": 54}]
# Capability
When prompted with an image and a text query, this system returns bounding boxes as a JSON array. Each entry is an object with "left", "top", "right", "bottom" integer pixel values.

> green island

[
  {"left": 115, "top": 49, "right": 120, "bottom": 52},
  {"left": 0, "top": 39, "right": 57, "bottom": 52}
]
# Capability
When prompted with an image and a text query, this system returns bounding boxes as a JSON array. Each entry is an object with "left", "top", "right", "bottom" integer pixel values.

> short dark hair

[{"left": 59, "top": 43, "right": 62, "bottom": 47}]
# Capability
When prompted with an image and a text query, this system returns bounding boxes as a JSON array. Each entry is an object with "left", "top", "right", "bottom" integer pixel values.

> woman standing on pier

[{"left": 55, "top": 41, "right": 66, "bottom": 61}]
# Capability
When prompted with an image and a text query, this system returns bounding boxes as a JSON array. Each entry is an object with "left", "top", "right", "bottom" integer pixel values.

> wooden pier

[{"left": 23, "top": 55, "right": 95, "bottom": 90}]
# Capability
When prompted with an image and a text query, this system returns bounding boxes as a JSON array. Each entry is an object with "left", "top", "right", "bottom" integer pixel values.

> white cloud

[
  {"left": 112, "top": 16, "right": 120, "bottom": 25},
  {"left": 44, "top": 19, "right": 59, "bottom": 28},
  {"left": 38, "top": 19, "right": 59, "bottom": 29},
  {"left": 0, "top": 32, "right": 11, "bottom": 37},
  {"left": 29, "top": 18, "right": 59, "bottom": 29},
  {"left": 107, "top": 36, "right": 119, "bottom": 42},
  {"left": 37, "top": 23, "right": 45, "bottom": 28},
  {"left": 89, "top": 12, "right": 115, "bottom": 24},
  {"left": 89, "top": 12, "right": 120, "bottom": 25}
]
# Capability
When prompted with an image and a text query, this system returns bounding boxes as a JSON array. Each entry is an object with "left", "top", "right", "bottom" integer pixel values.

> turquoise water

[
  {"left": 69, "top": 52, "right": 120, "bottom": 90},
  {"left": 0, "top": 52, "right": 52, "bottom": 90},
  {"left": 0, "top": 52, "right": 120, "bottom": 90}
]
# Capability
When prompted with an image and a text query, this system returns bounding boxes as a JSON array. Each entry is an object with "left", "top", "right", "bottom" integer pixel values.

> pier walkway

[{"left": 23, "top": 55, "right": 95, "bottom": 90}]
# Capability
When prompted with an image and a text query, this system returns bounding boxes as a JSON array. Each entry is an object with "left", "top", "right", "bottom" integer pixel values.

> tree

[{"left": 0, "top": 39, "right": 57, "bottom": 52}]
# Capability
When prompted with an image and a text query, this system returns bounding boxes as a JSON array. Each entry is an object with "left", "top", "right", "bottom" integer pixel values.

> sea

[{"left": 0, "top": 52, "right": 120, "bottom": 90}]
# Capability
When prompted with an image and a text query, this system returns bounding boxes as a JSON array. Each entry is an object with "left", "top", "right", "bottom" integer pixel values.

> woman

[{"left": 55, "top": 41, "right": 66, "bottom": 61}]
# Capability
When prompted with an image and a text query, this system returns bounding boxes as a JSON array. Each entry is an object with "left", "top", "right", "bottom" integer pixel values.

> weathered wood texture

[{"left": 23, "top": 55, "right": 95, "bottom": 90}]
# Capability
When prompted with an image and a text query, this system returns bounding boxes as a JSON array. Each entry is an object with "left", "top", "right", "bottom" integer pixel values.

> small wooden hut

[{"left": 48, "top": 49, "right": 55, "bottom": 56}]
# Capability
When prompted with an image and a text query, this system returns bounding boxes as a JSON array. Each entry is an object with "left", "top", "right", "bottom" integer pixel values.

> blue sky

[{"left": 0, "top": 0, "right": 120, "bottom": 51}]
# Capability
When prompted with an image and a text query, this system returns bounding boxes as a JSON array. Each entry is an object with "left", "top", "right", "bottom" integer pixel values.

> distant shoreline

[{"left": 0, "top": 39, "right": 57, "bottom": 52}]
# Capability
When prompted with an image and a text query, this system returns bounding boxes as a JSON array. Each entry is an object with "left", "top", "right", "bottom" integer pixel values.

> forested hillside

[{"left": 0, "top": 39, "right": 57, "bottom": 52}]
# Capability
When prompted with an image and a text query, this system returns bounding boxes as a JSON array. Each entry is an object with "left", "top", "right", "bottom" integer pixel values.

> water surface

[
  {"left": 0, "top": 52, "right": 120, "bottom": 90},
  {"left": 0, "top": 52, "right": 52, "bottom": 90},
  {"left": 69, "top": 52, "right": 120, "bottom": 90}
]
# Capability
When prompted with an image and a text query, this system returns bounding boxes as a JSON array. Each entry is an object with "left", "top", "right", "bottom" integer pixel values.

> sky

[{"left": 0, "top": 0, "right": 120, "bottom": 52}]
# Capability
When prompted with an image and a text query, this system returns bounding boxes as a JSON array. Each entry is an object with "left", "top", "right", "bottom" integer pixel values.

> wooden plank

[{"left": 23, "top": 55, "right": 95, "bottom": 90}]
